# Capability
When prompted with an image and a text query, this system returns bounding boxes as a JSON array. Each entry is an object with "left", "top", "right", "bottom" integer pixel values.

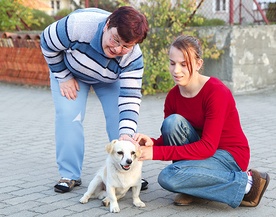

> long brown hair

[{"left": 170, "top": 35, "right": 203, "bottom": 76}]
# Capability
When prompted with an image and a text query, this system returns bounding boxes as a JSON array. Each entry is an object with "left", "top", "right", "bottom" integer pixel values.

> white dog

[{"left": 79, "top": 139, "right": 146, "bottom": 213}]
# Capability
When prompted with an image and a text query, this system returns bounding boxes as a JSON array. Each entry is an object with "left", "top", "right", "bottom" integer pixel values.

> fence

[
  {"left": 194, "top": 0, "right": 274, "bottom": 25},
  {"left": 0, "top": 32, "right": 49, "bottom": 86}
]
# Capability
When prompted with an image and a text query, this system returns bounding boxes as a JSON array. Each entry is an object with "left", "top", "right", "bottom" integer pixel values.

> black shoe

[
  {"left": 54, "top": 178, "right": 82, "bottom": 193},
  {"left": 141, "top": 178, "right": 148, "bottom": 191}
]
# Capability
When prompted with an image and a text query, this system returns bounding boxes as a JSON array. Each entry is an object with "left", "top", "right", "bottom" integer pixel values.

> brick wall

[{"left": 0, "top": 32, "right": 50, "bottom": 87}]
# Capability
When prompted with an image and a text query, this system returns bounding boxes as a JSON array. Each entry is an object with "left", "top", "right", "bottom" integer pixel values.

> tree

[
  {"left": 118, "top": 0, "right": 223, "bottom": 95},
  {"left": 0, "top": 0, "right": 39, "bottom": 31}
]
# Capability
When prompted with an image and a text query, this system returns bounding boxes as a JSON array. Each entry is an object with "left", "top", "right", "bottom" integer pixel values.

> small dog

[{"left": 79, "top": 139, "right": 145, "bottom": 213}]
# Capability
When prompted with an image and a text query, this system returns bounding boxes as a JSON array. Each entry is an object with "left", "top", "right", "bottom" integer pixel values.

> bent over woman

[{"left": 41, "top": 6, "right": 149, "bottom": 193}]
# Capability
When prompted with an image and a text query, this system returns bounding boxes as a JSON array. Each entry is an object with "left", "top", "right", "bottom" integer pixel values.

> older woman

[{"left": 40, "top": 6, "right": 149, "bottom": 193}]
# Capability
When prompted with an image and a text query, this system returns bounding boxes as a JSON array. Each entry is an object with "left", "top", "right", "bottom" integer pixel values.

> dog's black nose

[{"left": 126, "top": 159, "right": 132, "bottom": 165}]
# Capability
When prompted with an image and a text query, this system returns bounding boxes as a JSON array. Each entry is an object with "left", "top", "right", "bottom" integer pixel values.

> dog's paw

[
  {"left": 79, "top": 195, "right": 89, "bottom": 204},
  {"left": 110, "top": 205, "right": 120, "bottom": 213},
  {"left": 133, "top": 199, "right": 146, "bottom": 208}
]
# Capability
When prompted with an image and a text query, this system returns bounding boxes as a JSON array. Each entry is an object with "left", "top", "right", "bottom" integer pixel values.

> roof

[{"left": 0, "top": 32, "right": 41, "bottom": 48}]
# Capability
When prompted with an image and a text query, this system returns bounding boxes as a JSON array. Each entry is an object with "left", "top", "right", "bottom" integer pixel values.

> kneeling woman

[{"left": 134, "top": 35, "right": 269, "bottom": 208}]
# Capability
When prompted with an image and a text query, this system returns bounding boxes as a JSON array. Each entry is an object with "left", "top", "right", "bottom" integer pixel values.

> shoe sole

[
  {"left": 141, "top": 186, "right": 148, "bottom": 191},
  {"left": 174, "top": 201, "right": 192, "bottom": 206},
  {"left": 240, "top": 172, "right": 270, "bottom": 207},
  {"left": 256, "top": 173, "right": 270, "bottom": 206}
]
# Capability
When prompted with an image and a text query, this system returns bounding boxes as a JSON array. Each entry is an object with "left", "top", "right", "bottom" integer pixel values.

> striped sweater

[{"left": 40, "top": 8, "right": 145, "bottom": 136}]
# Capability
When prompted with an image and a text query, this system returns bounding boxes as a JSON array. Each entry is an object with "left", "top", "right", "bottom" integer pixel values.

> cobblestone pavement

[{"left": 0, "top": 83, "right": 275, "bottom": 217}]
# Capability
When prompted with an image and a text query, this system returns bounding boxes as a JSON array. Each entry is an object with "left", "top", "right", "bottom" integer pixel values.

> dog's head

[{"left": 105, "top": 139, "right": 141, "bottom": 172}]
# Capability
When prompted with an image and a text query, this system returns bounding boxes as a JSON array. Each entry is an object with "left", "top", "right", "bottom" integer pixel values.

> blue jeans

[
  {"left": 158, "top": 114, "right": 247, "bottom": 208},
  {"left": 50, "top": 76, "right": 120, "bottom": 180}
]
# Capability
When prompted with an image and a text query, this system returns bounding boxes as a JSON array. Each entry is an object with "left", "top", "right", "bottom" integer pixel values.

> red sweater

[{"left": 152, "top": 77, "right": 250, "bottom": 171}]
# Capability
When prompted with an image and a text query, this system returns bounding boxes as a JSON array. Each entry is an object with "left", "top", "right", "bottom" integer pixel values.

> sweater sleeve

[
  {"left": 40, "top": 16, "right": 74, "bottom": 82},
  {"left": 40, "top": 8, "right": 109, "bottom": 83},
  {"left": 152, "top": 82, "right": 233, "bottom": 161},
  {"left": 118, "top": 46, "right": 144, "bottom": 136}
]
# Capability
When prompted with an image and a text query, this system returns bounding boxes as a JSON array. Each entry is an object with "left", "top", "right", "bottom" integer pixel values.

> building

[
  {"left": 20, "top": 0, "right": 85, "bottom": 16},
  {"left": 196, "top": 0, "right": 269, "bottom": 24}
]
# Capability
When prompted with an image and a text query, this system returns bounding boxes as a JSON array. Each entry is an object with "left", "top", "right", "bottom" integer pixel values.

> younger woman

[{"left": 134, "top": 35, "right": 270, "bottom": 208}]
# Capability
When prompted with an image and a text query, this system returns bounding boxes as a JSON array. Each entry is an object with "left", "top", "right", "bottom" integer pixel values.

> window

[
  {"left": 215, "top": 0, "right": 227, "bottom": 12},
  {"left": 57, "top": 1, "right": 60, "bottom": 10}
]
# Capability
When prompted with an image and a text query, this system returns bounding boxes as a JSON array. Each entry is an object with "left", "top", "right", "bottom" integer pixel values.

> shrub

[
  {"left": 90, "top": 0, "right": 120, "bottom": 12},
  {"left": 267, "top": 3, "right": 276, "bottom": 22},
  {"left": 30, "top": 10, "right": 55, "bottom": 30},
  {"left": 202, "top": 18, "right": 225, "bottom": 26},
  {"left": 56, "top": 9, "right": 73, "bottom": 17},
  {"left": 188, "top": 14, "right": 225, "bottom": 27}
]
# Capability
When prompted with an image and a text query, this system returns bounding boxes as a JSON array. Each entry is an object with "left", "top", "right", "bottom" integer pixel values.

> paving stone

[{"left": 0, "top": 83, "right": 275, "bottom": 217}]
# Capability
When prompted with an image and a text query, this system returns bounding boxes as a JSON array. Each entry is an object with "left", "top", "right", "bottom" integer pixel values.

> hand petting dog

[{"left": 133, "top": 133, "right": 154, "bottom": 161}]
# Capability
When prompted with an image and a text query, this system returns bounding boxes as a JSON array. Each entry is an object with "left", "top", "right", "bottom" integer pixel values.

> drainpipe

[
  {"left": 85, "top": 0, "right": 89, "bottom": 8},
  {"left": 229, "top": 0, "right": 234, "bottom": 25}
]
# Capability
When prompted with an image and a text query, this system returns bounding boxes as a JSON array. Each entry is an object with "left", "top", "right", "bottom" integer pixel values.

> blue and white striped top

[{"left": 40, "top": 8, "right": 145, "bottom": 136}]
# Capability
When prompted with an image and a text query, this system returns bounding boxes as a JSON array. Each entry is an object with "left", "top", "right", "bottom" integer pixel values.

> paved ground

[{"left": 0, "top": 83, "right": 275, "bottom": 217}]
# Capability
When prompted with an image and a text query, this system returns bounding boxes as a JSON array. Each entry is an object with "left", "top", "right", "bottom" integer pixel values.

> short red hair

[{"left": 107, "top": 6, "right": 149, "bottom": 44}]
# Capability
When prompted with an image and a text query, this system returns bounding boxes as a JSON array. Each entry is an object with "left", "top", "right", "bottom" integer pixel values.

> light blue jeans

[
  {"left": 50, "top": 76, "right": 120, "bottom": 180},
  {"left": 158, "top": 114, "right": 248, "bottom": 208}
]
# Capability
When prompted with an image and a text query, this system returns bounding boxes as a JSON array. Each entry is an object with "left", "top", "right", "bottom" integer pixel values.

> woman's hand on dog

[
  {"left": 133, "top": 133, "right": 153, "bottom": 147},
  {"left": 119, "top": 133, "right": 153, "bottom": 147},
  {"left": 119, "top": 134, "right": 137, "bottom": 144},
  {"left": 118, "top": 133, "right": 154, "bottom": 160},
  {"left": 133, "top": 133, "right": 154, "bottom": 161}
]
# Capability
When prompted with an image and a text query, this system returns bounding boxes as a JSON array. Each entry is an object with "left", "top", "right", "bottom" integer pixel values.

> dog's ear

[{"left": 105, "top": 139, "right": 118, "bottom": 154}]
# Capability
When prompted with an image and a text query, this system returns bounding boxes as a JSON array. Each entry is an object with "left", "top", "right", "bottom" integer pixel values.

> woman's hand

[
  {"left": 119, "top": 134, "right": 137, "bottom": 144},
  {"left": 139, "top": 146, "right": 153, "bottom": 161},
  {"left": 59, "top": 78, "right": 80, "bottom": 100},
  {"left": 133, "top": 133, "right": 154, "bottom": 161},
  {"left": 133, "top": 133, "right": 153, "bottom": 147}
]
